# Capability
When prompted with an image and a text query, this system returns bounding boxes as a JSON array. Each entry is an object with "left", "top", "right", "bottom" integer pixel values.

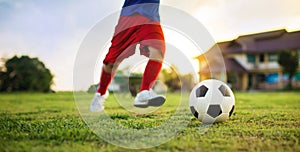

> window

[
  {"left": 247, "top": 55, "right": 255, "bottom": 63},
  {"left": 269, "top": 53, "right": 278, "bottom": 62},
  {"left": 259, "top": 54, "right": 265, "bottom": 62}
]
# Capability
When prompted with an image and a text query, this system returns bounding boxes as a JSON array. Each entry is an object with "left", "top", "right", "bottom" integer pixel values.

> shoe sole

[{"left": 134, "top": 96, "right": 166, "bottom": 108}]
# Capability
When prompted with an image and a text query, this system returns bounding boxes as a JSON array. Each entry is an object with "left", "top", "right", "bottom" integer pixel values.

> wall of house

[
  {"left": 228, "top": 53, "right": 252, "bottom": 70},
  {"left": 228, "top": 53, "right": 282, "bottom": 72}
]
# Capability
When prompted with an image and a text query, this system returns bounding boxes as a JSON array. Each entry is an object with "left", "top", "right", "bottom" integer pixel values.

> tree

[
  {"left": 180, "top": 73, "right": 195, "bottom": 92},
  {"left": 0, "top": 55, "right": 53, "bottom": 92},
  {"left": 161, "top": 65, "right": 181, "bottom": 92},
  {"left": 278, "top": 50, "right": 299, "bottom": 89}
]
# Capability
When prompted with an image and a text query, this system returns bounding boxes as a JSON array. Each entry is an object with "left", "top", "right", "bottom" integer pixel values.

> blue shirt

[{"left": 121, "top": 0, "right": 160, "bottom": 21}]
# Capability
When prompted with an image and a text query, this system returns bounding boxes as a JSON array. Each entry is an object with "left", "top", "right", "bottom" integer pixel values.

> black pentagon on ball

[
  {"left": 218, "top": 85, "right": 230, "bottom": 97},
  {"left": 207, "top": 104, "right": 222, "bottom": 118},
  {"left": 196, "top": 85, "right": 209, "bottom": 97},
  {"left": 190, "top": 106, "right": 199, "bottom": 118},
  {"left": 229, "top": 105, "right": 235, "bottom": 117}
]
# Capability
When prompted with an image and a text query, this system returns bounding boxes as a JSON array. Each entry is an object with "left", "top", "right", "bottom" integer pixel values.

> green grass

[{"left": 0, "top": 91, "right": 299, "bottom": 151}]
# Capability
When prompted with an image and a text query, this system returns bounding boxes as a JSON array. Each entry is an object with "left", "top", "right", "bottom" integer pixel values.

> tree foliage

[
  {"left": 161, "top": 65, "right": 181, "bottom": 92},
  {"left": 0, "top": 55, "right": 53, "bottom": 92},
  {"left": 278, "top": 50, "right": 299, "bottom": 89},
  {"left": 161, "top": 65, "right": 195, "bottom": 92}
]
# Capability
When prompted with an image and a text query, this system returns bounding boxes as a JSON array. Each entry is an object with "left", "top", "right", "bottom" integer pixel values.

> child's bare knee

[{"left": 148, "top": 47, "right": 164, "bottom": 62}]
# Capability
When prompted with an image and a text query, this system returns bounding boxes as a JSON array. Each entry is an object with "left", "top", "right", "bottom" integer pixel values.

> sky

[{"left": 0, "top": 0, "right": 299, "bottom": 91}]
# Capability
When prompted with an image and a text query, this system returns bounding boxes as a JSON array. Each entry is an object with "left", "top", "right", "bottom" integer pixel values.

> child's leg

[
  {"left": 140, "top": 47, "right": 163, "bottom": 91},
  {"left": 97, "top": 63, "right": 118, "bottom": 95}
]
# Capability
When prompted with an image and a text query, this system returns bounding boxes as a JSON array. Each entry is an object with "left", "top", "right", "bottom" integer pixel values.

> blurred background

[{"left": 0, "top": 0, "right": 299, "bottom": 91}]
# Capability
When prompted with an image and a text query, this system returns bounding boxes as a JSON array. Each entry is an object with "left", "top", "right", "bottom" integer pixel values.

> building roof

[
  {"left": 199, "top": 58, "right": 247, "bottom": 74},
  {"left": 217, "top": 29, "right": 300, "bottom": 54},
  {"left": 224, "top": 58, "right": 247, "bottom": 73}
]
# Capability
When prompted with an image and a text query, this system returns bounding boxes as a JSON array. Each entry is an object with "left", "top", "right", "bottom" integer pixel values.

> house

[{"left": 195, "top": 29, "right": 300, "bottom": 91}]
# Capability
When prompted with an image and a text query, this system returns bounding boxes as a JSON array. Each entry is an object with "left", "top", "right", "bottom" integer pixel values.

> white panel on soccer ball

[
  {"left": 195, "top": 98, "right": 210, "bottom": 115},
  {"left": 215, "top": 113, "right": 229, "bottom": 122},
  {"left": 202, "top": 113, "right": 217, "bottom": 124},
  {"left": 198, "top": 112, "right": 204, "bottom": 120},
  {"left": 221, "top": 97, "right": 234, "bottom": 113}
]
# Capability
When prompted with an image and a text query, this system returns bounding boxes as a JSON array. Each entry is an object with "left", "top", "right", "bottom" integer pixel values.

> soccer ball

[{"left": 189, "top": 79, "right": 235, "bottom": 124}]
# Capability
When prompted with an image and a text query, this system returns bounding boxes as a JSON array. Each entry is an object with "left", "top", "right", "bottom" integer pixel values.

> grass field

[{"left": 0, "top": 91, "right": 299, "bottom": 152}]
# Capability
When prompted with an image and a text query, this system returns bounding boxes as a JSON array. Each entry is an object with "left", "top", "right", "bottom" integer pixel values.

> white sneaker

[
  {"left": 90, "top": 91, "right": 109, "bottom": 112},
  {"left": 134, "top": 90, "right": 166, "bottom": 108}
]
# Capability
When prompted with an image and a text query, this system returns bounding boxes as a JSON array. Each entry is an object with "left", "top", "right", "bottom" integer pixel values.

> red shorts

[{"left": 103, "top": 14, "right": 165, "bottom": 64}]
